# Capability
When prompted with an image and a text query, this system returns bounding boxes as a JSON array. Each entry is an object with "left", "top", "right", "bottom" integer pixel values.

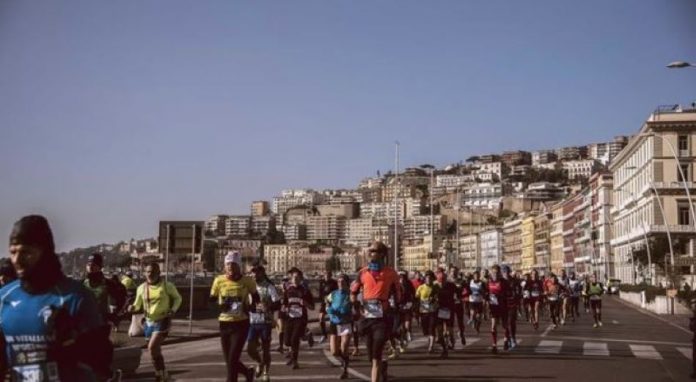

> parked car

[{"left": 606, "top": 279, "right": 621, "bottom": 294}]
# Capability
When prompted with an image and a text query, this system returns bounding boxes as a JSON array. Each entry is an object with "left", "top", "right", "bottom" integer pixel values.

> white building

[
  {"left": 306, "top": 215, "right": 347, "bottom": 243},
  {"left": 272, "top": 189, "right": 325, "bottom": 215},
  {"left": 205, "top": 215, "right": 228, "bottom": 236},
  {"left": 459, "top": 234, "right": 480, "bottom": 272},
  {"left": 403, "top": 215, "right": 444, "bottom": 240},
  {"left": 474, "top": 162, "right": 503, "bottom": 181},
  {"left": 436, "top": 174, "right": 474, "bottom": 188},
  {"left": 360, "top": 201, "right": 406, "bottom": 224},
  {"left": 480, "top": 229, "right": 503, "bottom": 269},
  {"left": 460, "top": 183, "right": 503, "bottom": 210},
  {"left": 562, "top": 159, "right": 597, "bottom": 180},
  {"left": 225, "top": 215, "right": 251, "bottom": 237},
  {"left": 263, "top": 244, "right": 309, "bottom": 275}
]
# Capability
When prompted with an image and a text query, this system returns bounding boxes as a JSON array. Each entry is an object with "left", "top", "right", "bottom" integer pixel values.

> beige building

[
  {"left": 609, "top": 105, "right": 696, "bottom": 285},
  {"left": 264, "top": 244, "right": 309, "bottom": 275},
  {"left": 402, "top": 235, "right": 440, "bottom": 272},
  {"left": 251, "top": 201, "right": 270, "bottom": 217},
  {"left": 459, "top": 234, "right": 480, "bottom": 272},
  {"left": 520, "top": 216, "right": 536, "bottom": 271},
  {"left": 502, "top": 218, "right": 522, "bottom": 270},
  {"left": 306, "top": 215, "right": 347, "bottom": 244},
  {"left": 533, "top": 213, "right": 551, "bottom": 271},
  {"left": 549, "top": 203, "right": 565, "bottom": 272}
]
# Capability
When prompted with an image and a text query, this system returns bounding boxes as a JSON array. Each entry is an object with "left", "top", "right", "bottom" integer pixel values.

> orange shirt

[{"left": 351, "top": 267, "right": 401, "bottom": 304}]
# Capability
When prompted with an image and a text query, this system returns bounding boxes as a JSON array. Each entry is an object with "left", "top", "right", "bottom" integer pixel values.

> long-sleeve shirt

[{"left": 132, "top": 280, "right": 182, "bottom": 322}]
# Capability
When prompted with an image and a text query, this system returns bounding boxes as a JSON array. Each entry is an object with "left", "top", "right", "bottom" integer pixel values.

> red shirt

[{"left": 351, "top": 267, "right": 401, "bottom": 308}]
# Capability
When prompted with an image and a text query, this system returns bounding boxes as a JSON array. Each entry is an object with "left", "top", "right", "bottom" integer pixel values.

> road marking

[
  {"left": 583, "top": 342, "right": 609, "bottom": 357},
  {"left": 677, "top": 347, "right": 692, "bottom": 360},
  {"left": 535, "top": 340, "right": 562, "bottom": 354},
  {"left": 150, "top": 361, "right": 327, "bottom": 368},
  {"left": 323, "top": 348, "right": 370, "bottom": 381},
  {"left": 496, "top": 338, "right": 523, "bottom": 347},
  {"left": 629, "top": 344, "right": 663, "bottom": 360},
  {"left": 463, "top": 338, "right": 481, "bottom": 347},
  {"left": 540, "top": 324, "right": 554, "bottom": 337},
  {"left": 612, "top": 320, "right": 619, "bottom": 325},
  {"left": 530, "top": 335, "right": 690, "bottom": 347},
  {"left": 160, "top": 376, "right": 346, "bottom": 382}
]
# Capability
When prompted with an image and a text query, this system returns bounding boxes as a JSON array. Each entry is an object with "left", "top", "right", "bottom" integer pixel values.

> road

[{"left": 124, "top": 296, "right": 693, "bottom": 381}]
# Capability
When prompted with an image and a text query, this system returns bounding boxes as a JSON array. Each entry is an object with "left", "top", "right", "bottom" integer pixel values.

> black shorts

[
  {"left": 358, "top": 318, "right": 389, "bottom": 360},
  {"left": 420, "top": 312, "right": 437, "bottom": 336},
  {"left": 590, "top": 299, "right": 602, "bottom": 310},
  {"left": 489, "top": 305, "right": 507, "bottom": 319},
  {"left": 470, "top": 302, "right": 484, "bottom": 313}
]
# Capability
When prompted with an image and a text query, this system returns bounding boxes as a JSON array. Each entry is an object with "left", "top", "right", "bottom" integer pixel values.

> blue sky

[{"left": 1, "top": 0, "right": 695, "bottom": 251}]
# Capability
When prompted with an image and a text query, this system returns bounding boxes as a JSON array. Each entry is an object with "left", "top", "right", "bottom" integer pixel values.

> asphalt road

[{"left": 124, "top": 296, "right": 694, "bottom": 382}]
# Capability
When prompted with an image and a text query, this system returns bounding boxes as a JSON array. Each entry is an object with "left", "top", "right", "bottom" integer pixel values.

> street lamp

[{"left": 666, "top": 61, "right": 694, "bottom": 69}]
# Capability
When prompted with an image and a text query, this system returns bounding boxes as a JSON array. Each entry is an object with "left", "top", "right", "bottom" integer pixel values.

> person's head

[
  {"left": 324, "top": 269, "right": 332, "bottom": 281},
  {"left": 251, "top": 264, "right": 266, "bottom": 282},
  {"left": 86, "top": 253, "right": 103, "bottom": 275},
  {"left": 8, "top": 215, "right": 60, "bottom": 282},
  {"left": 399, "top": 271, "right": 408, "bottom": 283},
  {"left": 289, "top": 267, "right": 303, "bottom": 285},
  {"left": 501, "top": 265, "right": 511, "bottom": 279},
  {"left": 337, "top": 273, "right": 350, "bottom": 290},
  {"left": 125, "top": 271, "right": 133, "bottom": 278},
  {"left": 424, "top": 270, "right": 435, "bottom": 285},
  {"left": 531, "top": 269, "right": 539, "bottom": 280},
  {"left": 561, "top": 269, "right": 567, "bottom": 278},
  {"left": 224, "top": 251, "right": 242, "bottom": 277},
  {"left": 490, "top": 264, "right": 500, "bottom": 280},
  {"left": 473, "top": 270, "right": 481, "bottom": 281},
  {"left": 144, "top": 262, "right": 161, "bottom": 284},
  {"left": 0, "top": 258, "right": 17, "bottom": 286},
  {"left": 368, "top": 241, "right": 389, "bottom": 264},
  {"left": 436, "top": 267, "right": 447, "bottom": 283},
  {"left": 448, "top": 266, "right": 459, "bottom": 280},
  {"left": 590, "top": 273, "right": 597, "bottom": 283},
  {"left": 413, "top": 271, "right": 422, "bottom": 280},
  {"left": 570, "top": 272, "right": 576, "bottom": 280}
]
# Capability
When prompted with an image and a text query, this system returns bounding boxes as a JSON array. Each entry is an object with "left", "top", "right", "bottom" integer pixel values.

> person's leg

[
  {"left": 229, "top": 320, "right": 252, "bottom": 382},
  {"left": 340, "top": 333, "right": 350, "bottom": 377},
  {"left": 597, "top": 300, "right": 603, "bottom": 325},
  {"left": 370, "top": 320, "right": 387, "bottom": 382},
  {"left": 291, "top": 320, "right": 307, "bottom": 366},
  {"left": 490, "top": 315, "right": 498, "bottom": 351},
  {"left": 149, "top": 331, "right": 168, "bottom": 379},
  {"left": 319, "top": 308, "right": 328, "bottom": 340},
  {"left": 277, "top": 318, "right": 286, "bottom": 352},
  {"left": 247, "top": 328, "right": 261, "bottom": 366}
]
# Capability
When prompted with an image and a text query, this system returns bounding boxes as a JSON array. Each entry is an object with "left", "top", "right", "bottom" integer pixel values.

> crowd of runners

[{"left": 0, "top": 214, "right": 610, "bottom": 382}]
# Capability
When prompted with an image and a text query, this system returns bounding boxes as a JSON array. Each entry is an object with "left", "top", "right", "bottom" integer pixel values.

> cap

[
  {"left": 88, "top": 253, "right": 104, "bottom": 268},
  {"left": 224, "top": 251, "right": 241, "bottom": 265}
]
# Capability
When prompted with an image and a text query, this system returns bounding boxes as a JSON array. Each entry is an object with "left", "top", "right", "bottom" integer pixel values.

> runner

[
  {"left": 435, "top": 267, "right": 457, "bottom": 355},
  {"left": 326, "top": 274, "right": 353, "bottom": 379},
  {"left": 415, "top": 271, "right": 439, "bottom": 354},
  {"left": 487, "top": 265, "right": 509, "bottom": 354},
  {"left": 318, "top": 270, "right": 339, "bottom": 344},
  {"left": 582, "top": 274, "right": 591, "bottom": 313},
  {"left": 2, "top": 215, "right": 113, "bottom": 381},
  {"left": 281, "top": 267, "right": 315, "bottom": 369},
  {"left": 398, "top": 271, "right": 416, "bottom": 345},
  {"left": 585, "top": 274, "right": 604, "bottom": 328},
  {"left": 502, "top": 265, "right": 521, "bottom": 350},
  {"left": 350, "top": 241, "right": 401, "bottom": 382},
  {"left": 410, "top": 271, "right": 424, "bottom": 327},
  {"left": 521, "top": 273, "right": 531, "bottom": 322},
  {"left": 350, "top": 276, "right": 363, "bottom": 358},
  {"left": 558, "top": 269, "right": 570, "bottom": 325},
  {"left": 121, "top": 271, "right": 138, "bottom": 309},
  {"left": 467, "top": 271, "right": 486, "bottom": 334},
  {"left": 276, "top": 275, "right": 290, "bottom": 354},
  {"left": 567, "top": 272, "right": 582, "bottom": 322},
  {"left": 210, "top": 251, "right": 258, "bottom": 382},
  {"left": 544, "top": 273, "right": 563, "bottom": 329},
  {"left": 248, "top": 264, "right": 281, "bottom": 382},
  {"left": 83, "top": 253, "right": 127, "bottom": 326},
  {"left": 449, "top": 267, "right": 467, "bottom": 346},
  {"left": 131, "top": 261, "right": 183, "bottom": 382},
  {"left": 524, "top": 270, "right": 544, "bottom": 330},
  {"left": 385, "top": 278, "right": 403, "bottom": 360}
]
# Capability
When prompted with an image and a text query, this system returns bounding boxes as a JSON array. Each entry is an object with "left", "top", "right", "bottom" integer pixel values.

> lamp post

[
  {"left": 394, "top": 141, "right": 400, "bottom": 270},
  {"left": 666, "top": 61, "right": 695, "bottom": 69}
]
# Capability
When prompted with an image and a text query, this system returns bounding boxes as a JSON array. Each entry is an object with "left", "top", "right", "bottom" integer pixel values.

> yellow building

[
  {"left": 549, "top": 202, "right": 565, "bottom": 273},
  {"left": 520, "top": 216, "right": 536, "bottom": 272},
  {"left": 402, "top": 235, "right": 440, "bottom": 272}
]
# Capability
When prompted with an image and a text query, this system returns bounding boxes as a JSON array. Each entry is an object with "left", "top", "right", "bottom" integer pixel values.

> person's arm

[
  {"left": 268, "top": 284, "right": 281, "bottom": 311},
  {"left": 130, "top": 285, "right": 144, "bottom": 313},
  {"left": 305, "top": 287, "right": 315, "bottom": 311},
  {"left": 167, "top": 282, "right": 183, "bottom": 314}
]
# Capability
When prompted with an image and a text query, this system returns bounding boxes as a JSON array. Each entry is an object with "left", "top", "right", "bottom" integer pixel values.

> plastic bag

[{"left": 128, "top": 313, "right": 145, "bottom": 337}]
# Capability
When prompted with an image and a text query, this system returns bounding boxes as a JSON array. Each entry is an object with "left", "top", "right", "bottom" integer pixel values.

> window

[
  {"left": 678, "top": 135, "right": 689, "bottom": 153},
  {"left": 678, "top": 163, "right": 690, "bottom": 182},
  {"left": 678, "top": 204, "right": 691, "bottom": 225}
]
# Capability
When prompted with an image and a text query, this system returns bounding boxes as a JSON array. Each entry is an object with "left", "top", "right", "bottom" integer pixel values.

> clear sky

[{"left": 1, "top": 0, "right": 695, "bottom": 251}]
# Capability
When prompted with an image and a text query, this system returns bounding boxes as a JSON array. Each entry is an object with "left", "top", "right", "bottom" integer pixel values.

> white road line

[
  {"left": 540, "top": 324, "right": 554, "bottom": 337},
  {"left": 629, "top": 344, "right": 663, "bottom": 360},
  {"left": 149, "top": 361, "right": 326, "bottom": 368},
  {"left": 163, "top": 376, "right": 344, "bottom": 382},
  {"left": 463, "top": 338, "right": 481, "bottom": 347},
  {"left": 583, "top": 342, "right": 609, "bottom": 357},
  {"left": 496, "top": 338, "right": 523, "bottom": 347},
  {"left": 323, "top": 348, "right": 370, "bottom": 381},
  {"left": 611, "top": 320, "right": 619, "bottom": 325},
  {"left": 535, "top": 340, "right": 562, "bottom": 354},
  {"left": 530, "top": 335, "right": 690, "bottom": 347},
  {"left": 677, "top": 347, "right": 692, "bottom": 360}
]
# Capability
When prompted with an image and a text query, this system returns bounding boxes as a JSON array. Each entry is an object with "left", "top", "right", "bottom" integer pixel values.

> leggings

[
  {"left": 284, "top": 318, "right": 307, "bottom": 361},
  {"left": 220, "top": 320, "right": 251, "bottom": 382},
  {"left": 452, "top": 303, "right": 465, "bottom": 335}
]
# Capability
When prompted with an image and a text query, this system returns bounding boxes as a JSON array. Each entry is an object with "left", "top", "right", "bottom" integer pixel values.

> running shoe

[
  {"left": 598, "top": 321, "right": 603, "bottom": 327},
  {"left": 503, "top": 339, "right": 510, "bottom": 351},
  {"left": 593, "top": 323, "right": 598, "bottom": 328},
  {"left": 491, "top": 346, "right": 498, "bottom": 354}
]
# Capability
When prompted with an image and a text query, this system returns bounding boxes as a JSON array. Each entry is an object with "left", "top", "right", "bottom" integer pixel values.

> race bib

[
  {"left": 337, "top": 323, "right": 352, "bottom": 336},
  {"left": 289, "top": 305, "right": 303, "bottom": 318},
  {"left": 531, "top": 291, "right": 540, "bottom": 297},
  {"left": 469, "top": 294, "right": 482, "bottom": 303},
  {"left": 420, "top": 301, "right": 434, "bottom": 313},
  {"left": 402, "top": 302, "right": 413, "bottom": 310},
  {"left": 227, "top": 299, "right": 243, "bottom": 316},
  {"left": 548, "top": 295, "right": 558, "bottom": 302},
  {"left": 12, "top": 362, "right": 60, "bottom": 382},
  {"left": 523, "top": 290, "right": 531, "bottom": 298},
  {"left": 489, "top": 295, "right": 499, "bottom": 306},
  {"left": 590, "top": 295, "right": 601, "bottom": 301},
  {"left": 437, "top": 308, "right": 451, "bottom": 320},
  {"left": 250, "top": 312, "right": 266, "bottom": 324},
  {"left": 364, "top": 300, "right": 384, "bottom": 318}
]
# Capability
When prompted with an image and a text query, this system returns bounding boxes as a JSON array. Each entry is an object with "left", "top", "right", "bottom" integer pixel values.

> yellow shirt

[
  {"left": 121, "top": 276, "right": 137, "bottom": 291},
  {"left": 210, "top": 275, "right": 257, "bottom": 322},
  {"left": 132, "top": 280, "right": 182, "bottom": 322},
  {"left": 415, "top": 283, "right": 439, "bottom": 313}
]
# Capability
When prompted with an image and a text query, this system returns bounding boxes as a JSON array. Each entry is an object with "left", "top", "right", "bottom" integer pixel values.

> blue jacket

[{"left": 325, "top": 289, "right": 352, "bottom": 325}]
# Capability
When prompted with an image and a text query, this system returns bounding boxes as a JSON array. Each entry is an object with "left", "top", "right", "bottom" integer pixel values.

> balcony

[
  {"left": 575, "top": 217, "right": 591, "bottom": 228},
  {"left": 649, "top": 181, "right": 696, "bottom": 191},
  {"left": 650, "top": 224, "right": 696, "bottom": 234},
  {"left": 575, "top": 233, "right": 591, "bottom": 244}
]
